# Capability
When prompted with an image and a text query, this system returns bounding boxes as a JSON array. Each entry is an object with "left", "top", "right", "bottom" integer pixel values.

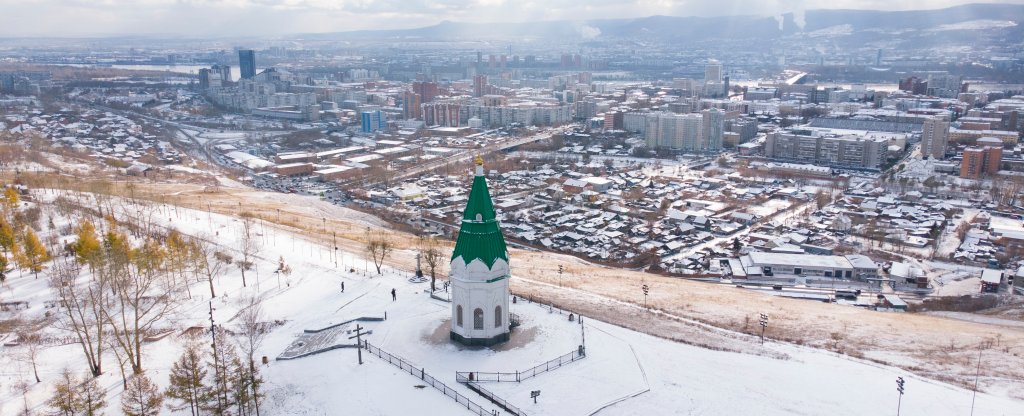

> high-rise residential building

[
  {"left": 402, "top": 91, "right": 422, "bottom": 120},
  {"left": 979, "top": 137, "right": 1004, "bottom": 173},
  {"left": 360, "top": 110, "right": 385, "bottom": 133},
  {"left": 211, "top": 64, "right": 232, "bottom": 83},
  {"left": 412, "top": 81, "right": 440, "bottom": 103},
  {"left": 644, "top": 112, "right": 702, "bottom": 151},
  {"left": 960, "top": 137, "right": 1003, "bottom": 179},
  {"left": 423, "top": 102, "right": 462, "bottom": 127},
  {"left": 705, "top": 59, "right": 723, "bottom": 83},
  {"left": 920, "top": 117, "right": 951, "bottom": 159},
  {"left": 603, "top": 111, "right": 624, "bottom": 130},
  {"left": 238, "top": 49, "right": 256, "bottom": 79},
  {"left": 726, "top": 117, "right": 759, "bottom": 144},
  {"left": 198, "top": 68, "right": 212, "bottom": 89},
  {"left": 765, "top": 131, "right": 888, "bottom": 170},
  {"left": 899, "top": 77, "right": 928, "bottom": 95},
  {"left": 480, "top": 95, "right": 508, "bottom": 107},
  {"left": 927, "top": 74, "right": 963, "bottom": 98},
  {"left": 680, "top": 114, "right": 703, "bottom": 150},
  {"left": 472, "top": 75, "right": 488, "bottom": 97},
  {"left": 701, "top": 108, "right": 725, "bottom": 152}
]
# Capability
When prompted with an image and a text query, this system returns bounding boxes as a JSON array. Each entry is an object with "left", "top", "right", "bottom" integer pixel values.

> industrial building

[{"left": 737, "top": 252, "right": 878, "bottom": 280}]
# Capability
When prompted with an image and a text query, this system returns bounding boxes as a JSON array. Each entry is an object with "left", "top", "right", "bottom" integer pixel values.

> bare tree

[
  {"left": 815, "top": 190, "right": 831, "bottom": 210},
  {"left": 236, "top": 295, "right": 267, "bottom": 416},
  {"left": 236, "top": 214, "right": 261, "bottom": 288},
  {"left": 165, "top": 229, "right": 193, "bottom": 299},
  {"left": 191, "top": 236, "right": 230, "bottom": 298},
  {"left": 103, "top": 238, "right": 179, "bottom": 374},
  {"left": 49, "top": 261, "right": 108, "bottom": 377},
  {"left": 16, "top": 330, "right": 43, "bottom": 383},
  {"left": 12, "top": 380, "right": 32, "bottom": 416},
  {"left": 365, "top": 230, "right": 393, "bottom": 275},
  {"left": 419, "top": 236, "right": 444, "bottom": 292}
]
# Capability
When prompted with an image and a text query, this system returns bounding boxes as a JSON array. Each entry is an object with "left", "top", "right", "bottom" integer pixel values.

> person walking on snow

[
  {"left": 340, "top": 281, "right": 345, "bottom": 293},
  {"left": 391, "top": 288, "right": 397, "bottom": 301}
]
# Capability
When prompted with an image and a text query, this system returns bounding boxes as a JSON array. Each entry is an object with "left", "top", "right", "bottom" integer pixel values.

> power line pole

[
  {"left": 209, "top": 301, "right": 227, "bottom": 412},
  {"left": 641, "top": 284, "right": 650, "bottom": 309},
  {"left": 971, "top": 340, "right": 991, "bottom": 416},
  {"left": 348, "top": 324, "right": 370, "bottom": 365},
  {"left": 758, "top": 313, "right": 769, "bottom": 345},
  {"left": 896, "top": 376, "right": 905, "bottom": 416}
]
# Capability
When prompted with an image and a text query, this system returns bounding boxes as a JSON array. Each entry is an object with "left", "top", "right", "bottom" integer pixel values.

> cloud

[
  {"left": 793, "top": 8, "right": 807, "bottom": 30},
  {"left": 0, "top": 0, "right": 1018, "bottom": 37},
  {"left": 577, "top": 24, "right": 602, "bottom": 39}
]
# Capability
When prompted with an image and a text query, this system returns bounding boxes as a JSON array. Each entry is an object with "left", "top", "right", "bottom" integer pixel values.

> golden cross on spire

[{"left": 474, "top": 155, "right": 484, "bottom": 166}]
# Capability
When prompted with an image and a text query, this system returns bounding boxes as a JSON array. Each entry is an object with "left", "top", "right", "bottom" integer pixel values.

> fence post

[{"left": 421, "top": 368, "right": 425, "bottom": 380}]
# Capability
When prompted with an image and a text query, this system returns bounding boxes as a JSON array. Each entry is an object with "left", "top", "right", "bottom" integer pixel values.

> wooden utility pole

[
  {"left": 896, "top": 376, "right": 905, "bottom": 416},
  {"left": 348, "top": 324, "right": 369, "bottom": 365},
  {"left": 209, "top": 301, "right": 228, "bottom": 411},
  {"left": 758, "top": 313, "right": 769, "bottom": 345},
  {"left": 642, "top": 284, "right": 650, "bottom": 308}
]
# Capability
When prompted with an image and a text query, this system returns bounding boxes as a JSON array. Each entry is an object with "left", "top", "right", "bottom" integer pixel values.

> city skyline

[{"left": 0, "top": 0, "right": 1021, "bottom": 37}]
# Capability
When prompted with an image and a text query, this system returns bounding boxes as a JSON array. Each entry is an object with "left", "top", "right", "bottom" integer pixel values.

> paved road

[{"left": 384, "top": 132, "right": 557, "bottom": 185}]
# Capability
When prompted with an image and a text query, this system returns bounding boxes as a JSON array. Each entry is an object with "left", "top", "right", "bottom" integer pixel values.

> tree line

[{"left": 1, "top": 183, "right": 270, "bottom": 415}]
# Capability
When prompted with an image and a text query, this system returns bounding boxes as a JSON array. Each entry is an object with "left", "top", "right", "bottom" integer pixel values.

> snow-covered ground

[{"left": 1, "top": 192, "right": 1022, "bottom": 415}]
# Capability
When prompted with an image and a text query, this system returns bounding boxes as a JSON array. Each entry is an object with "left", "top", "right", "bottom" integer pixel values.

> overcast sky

[{"left": 0, "top": 0, "right": 1021, "bottom": 37}]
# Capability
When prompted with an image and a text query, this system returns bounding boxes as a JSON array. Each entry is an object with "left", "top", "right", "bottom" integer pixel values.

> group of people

[
  {"left": 338, "top": 278, "right": 452, "bottom": 301},
  {"left": 338, "top": 281, "right": 397, "bottom": 301}
]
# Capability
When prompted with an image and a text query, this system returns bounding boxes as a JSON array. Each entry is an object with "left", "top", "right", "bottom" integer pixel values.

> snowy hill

[{"left": 0, "top": 189, "right": 1021, "bottom": 415}]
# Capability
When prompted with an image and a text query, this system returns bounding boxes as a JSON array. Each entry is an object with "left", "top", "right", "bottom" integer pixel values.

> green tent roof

[{"left": 451, "top": 174, "right": 508, "bottom": 270}]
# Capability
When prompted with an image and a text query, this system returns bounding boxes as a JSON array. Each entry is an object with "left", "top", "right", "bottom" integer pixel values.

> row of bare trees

[
  {"left": 365, "top": 230, "right": 447, "bottom": 291},
  {"left": 49, "top": 211, "right": 251, "bottom": 382}
]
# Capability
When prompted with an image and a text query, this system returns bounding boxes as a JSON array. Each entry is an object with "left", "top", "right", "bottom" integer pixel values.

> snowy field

[{"left": 0, "top": 191, "right": 1022, "bottom": 415}]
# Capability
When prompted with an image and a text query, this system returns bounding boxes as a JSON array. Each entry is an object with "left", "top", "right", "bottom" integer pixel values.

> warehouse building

[{"left": 738, "top": 252, "right": 878, "bottom": 280}]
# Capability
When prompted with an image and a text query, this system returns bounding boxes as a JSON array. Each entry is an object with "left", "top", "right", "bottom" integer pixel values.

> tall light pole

[{"left": 558, "top": 265, "right": 564, "bottom": 287}]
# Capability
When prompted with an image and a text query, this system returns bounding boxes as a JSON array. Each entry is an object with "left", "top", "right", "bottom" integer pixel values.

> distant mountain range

[{"left": 298, "top": 3, "right": 1024, "bottom": 41}]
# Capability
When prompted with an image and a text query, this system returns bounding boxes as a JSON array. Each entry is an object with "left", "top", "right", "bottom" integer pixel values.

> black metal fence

[
  {"left": 362, "top": 341, "right": 497, "bottom": 416},
  {"left": 463, "top": 381, "right": 526, "bottom": 416},
  {"left": 456, "top": 348, "right": 586, "bottom": 384}
]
